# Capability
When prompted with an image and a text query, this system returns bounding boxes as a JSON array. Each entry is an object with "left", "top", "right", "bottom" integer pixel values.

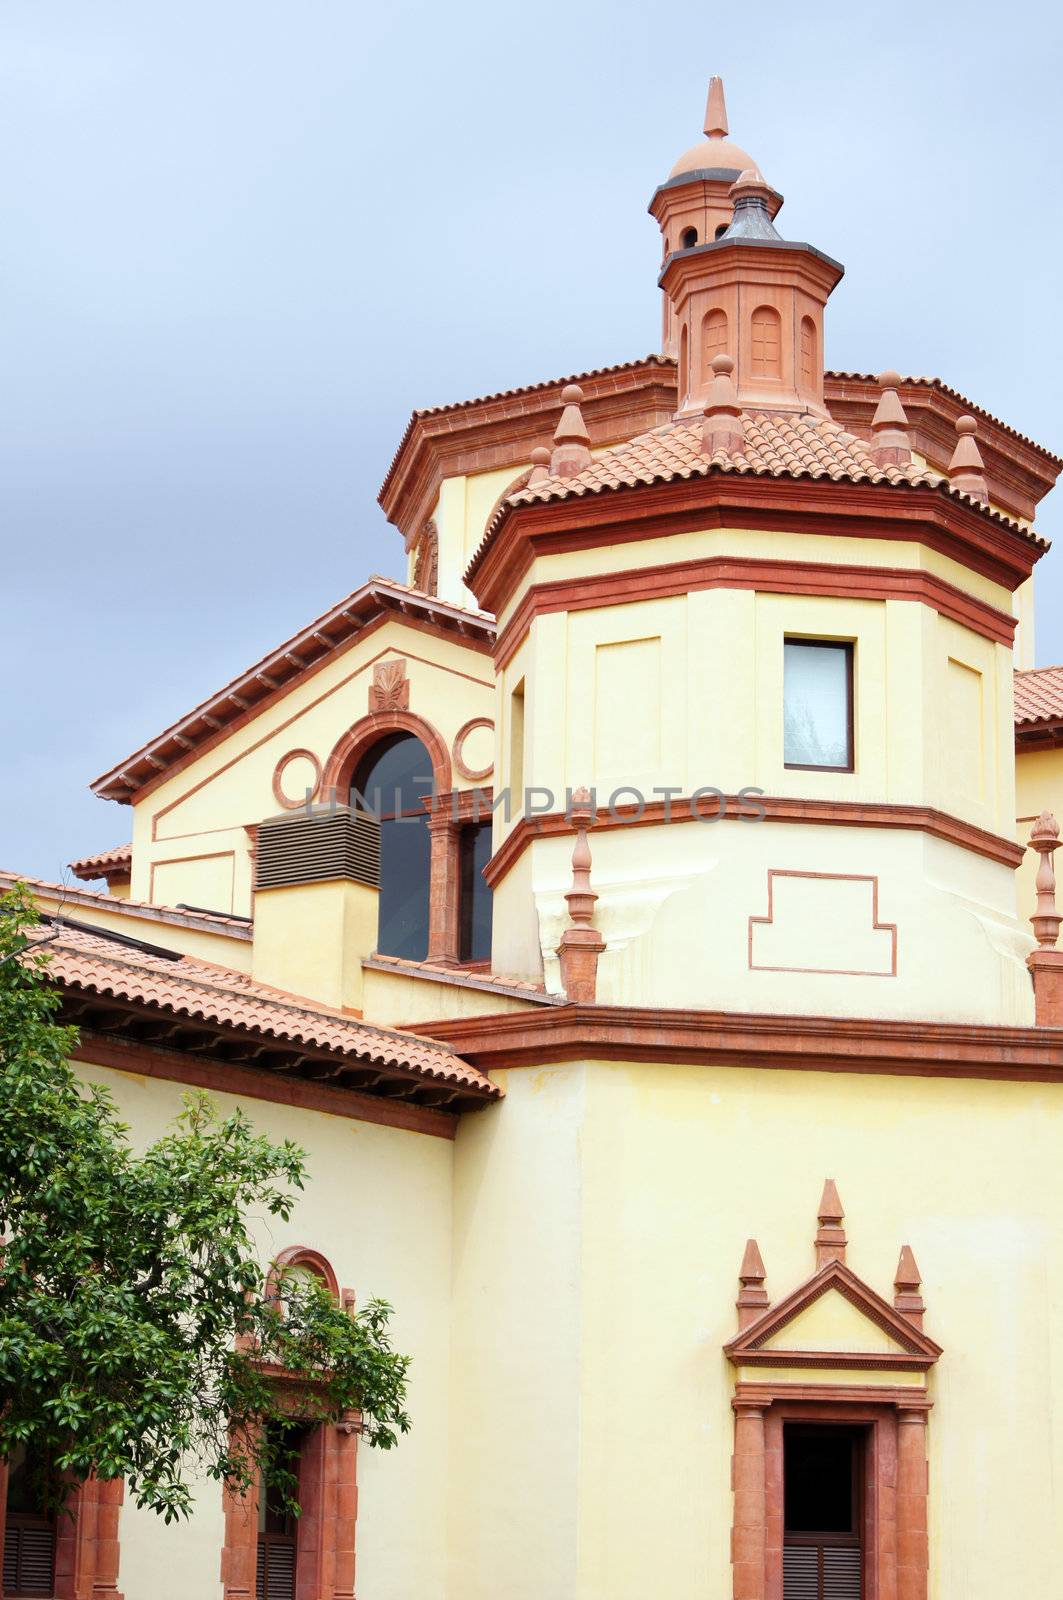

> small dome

[
  {"left": 666, "top": 78, "right": 755, "bottom": 181},
  {"left": 669, "top": 134, "right": 758, "bottom": 180}
]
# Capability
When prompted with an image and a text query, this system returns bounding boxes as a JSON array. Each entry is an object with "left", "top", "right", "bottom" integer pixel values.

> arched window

[
  {"left": 800, "top": 316, "right": 817, "bottom": 388},
  {"left": 702, "top": 308, "right": 728, "bottom": 368},
  {"left": 681, "top": 226, "right": 698, "bottom": 249},
  {"left": 750, "top": 305, "right": 782, "bottom": 377},
  {"left": 352, "top": 733, "right": 432, "bottom": 960}
]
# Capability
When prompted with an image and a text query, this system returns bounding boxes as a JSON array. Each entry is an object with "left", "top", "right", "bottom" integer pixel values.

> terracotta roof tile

[
  {"left": 68, "top": 845, "right": 132, "bottom": 880},
  {"left": 0, "top": 870, "right": 252, "bottom": 940},
  {"left": 27, "top": 921, "right": 498, "bottom": 1100},
  {"left": 1015, "top": 666, "right": 1063, "bottom": 727},
  {"left": 825, "top": 370, "right": 1063, "bottom": 466},
  {"left": 468, "top": 411, "right": 1046, "bottom": 581},
  {"left": 364, "top": 952, "right": 563, "bottom": 1005}
]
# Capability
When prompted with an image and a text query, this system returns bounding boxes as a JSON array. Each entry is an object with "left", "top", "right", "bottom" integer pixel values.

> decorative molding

[
  {"left": 266, "top": 1245, "right": 341, "bottom": 1304},
  {"left": 413, "top": 1002, "right": 1063, "bottom": 1083},
  {"left": 483, "top": 793, "right": 1024, "bottom": 891},
  {"left": 321, "top": 709, "right": 452, "bottom": 800},
  {"left": 748, "top": 870, "right": 898, "bottom": 977},
  {"left": 452, "top": 717, "right": 495, "bottom": 783},
  {"left": 493, "top": 553, "right": 1017, "bottom": 670},
  {"left": 271, "top": 747, "right": 323, "bottom": 811},
  {"left": 368, "top": 656, "right": 410, "bottom": 714},
  {"left": 413, "top": 520, "right": 439, "bottom": 595}
]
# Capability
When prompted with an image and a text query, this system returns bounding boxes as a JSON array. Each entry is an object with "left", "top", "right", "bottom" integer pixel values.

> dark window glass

[
  {"left": 352, "top": 733, "right": 433, "bottom": 960},
  {"left": 784, "top": 1426, "right": 857, "bottom": 1535},
  {"left": 681, "top": 225, "right": 698, "bottom": 248},
  {"left": 459, "top": 822, "right": 493, "bottom": 962},
  {"left": 784, "top": 640, "right": 853, "bottom": 771}
]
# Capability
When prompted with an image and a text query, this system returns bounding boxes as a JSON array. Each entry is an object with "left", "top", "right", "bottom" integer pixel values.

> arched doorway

[{"left": 352, "top": 733, "right": 433, "bottom": 960}]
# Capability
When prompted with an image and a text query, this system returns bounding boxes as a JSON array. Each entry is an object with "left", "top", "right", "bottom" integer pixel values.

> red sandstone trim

[
  {"left": 748, "top": 870, "right": 898, "bottom": 977},
  {"left": 483, "top": 794, "right": 1024, "bottom": 889},
  {"left": 452, "top": 716, "right": 495, "bottom": 782},
  {"left": 411, "top": 1003, "right": 1063, "bottom": 1083},
  {"left": 494, "top": 554, "right": 1016, "bottom": 669},
  {"left": 73, "top": 1035, "right": 460, "bottom": 1139},
  {"left": 272, "top": 748, "right": 323, "bottom": 810}
]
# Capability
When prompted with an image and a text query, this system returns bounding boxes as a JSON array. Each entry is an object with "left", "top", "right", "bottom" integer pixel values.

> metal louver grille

[
  {"left": 256, "top": 806, "right": 381, "bottom": 891},
  {"left": 256, "top": 1536, "right": 296, "bottom": 1600},
  {"left": 3, "top": 1519, "right": 56, "bottom": 1596},
  {"left": 784, "top": 1543, "right": 862, "bottom": 1600}
]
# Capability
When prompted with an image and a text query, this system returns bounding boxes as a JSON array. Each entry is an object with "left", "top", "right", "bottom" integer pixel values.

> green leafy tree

[{"left": 0, "top": 884, "right": 411, "bottom": 1521}]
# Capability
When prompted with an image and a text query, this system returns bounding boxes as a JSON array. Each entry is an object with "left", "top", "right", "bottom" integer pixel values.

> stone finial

[
  {"left": 556, "top": 786, "right": 606, "bottom": 1003},
  {"left": 736, "top": 1238, "right": 770, "bottom": 1328},
  {"left": 721, "top": 168, "right": 784, "bottom": 242},
  {"left": 528, "top": 445, "right": 552, "bottom": 486},
  {"left": 702, "top": 354, "right": 746, "bottom": 457},
  {"left": 948, "top": 415, "right": 989, "bottom": 501},
  {"left": 342, "top": 1288, "right": 357, "bottom": 1317},
  {"left": 1030, "top": 811, "right": 1062, "bottom": 949},
  {"left": 551, "top": 384, "right": 592, "bottom": 479},
  {"left": 815, "top": 1178, "right": 847, "bottom": 1268},
  {"left": 704, "top": 75, "right": 728, "bottom": 138},
  {"left": 893, "top": 1245, "right": 925, "bottom": 1330},
  {"left": 869, "top": 370, "right": 912, "bottom": 468}
]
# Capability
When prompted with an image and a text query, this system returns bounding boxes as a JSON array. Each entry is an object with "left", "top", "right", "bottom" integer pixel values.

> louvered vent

[
  {"left": 256, "top": 806, "right": 380, "bottom": 891},
  {"left": 784, "top": 1543, "right": 862, "bottom": 1600},
  {"left": 256, "top": 1536, "right": 296, "bottom": 1600},
  {"left": 4, "top": 1519, "right": 56, "bottom": 1596}
]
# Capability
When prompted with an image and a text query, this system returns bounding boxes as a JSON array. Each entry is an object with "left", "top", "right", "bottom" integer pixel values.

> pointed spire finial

[
  {"left": 736, "top": 1238, "right": 770, "bottom": 1328},
  {"left": 702, "top": 354, "right": 746, "bottom": 457},
  {"left": 948, "top": 415, "right": 989, "bottom": 502},
  {"left": 815, "top": 1179, "right": 847, "bottom": 1268},
  {"left": 704, "top": 76, "right": 728, "bottom": 138},
  {"left": 556, "top": 787, "right": 606, "bottom": 1002},
  {"left": 893, "top": 1245, "right": 925, "bottom": 1329},
  {"left": 528, "top": 445, "right": 552, "bottom": 486},
  {"left": 1030, "top": 811, "right": 1062, "bottom": 949},
  {"left": 551, "top": 384, "right": 592, "bottom": 479},
  {"left": 869, "top": 371, "right": 912, "bottom": 468}
]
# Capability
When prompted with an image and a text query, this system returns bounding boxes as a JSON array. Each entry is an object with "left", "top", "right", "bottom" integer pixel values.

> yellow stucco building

[{"left": 7, "top": 76, "right": 1063, "bottom": 1600}]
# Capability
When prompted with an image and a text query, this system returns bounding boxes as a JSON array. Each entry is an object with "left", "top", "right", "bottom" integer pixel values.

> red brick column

[
  {"left": 220, "top": 1430, "right": 262, "bottom": 1600},
  {"left": 731, "top": 1399, "right": 768, "bottom": 1600},
  {"left": 91, "top": 1479, "right": 124, "bottom": 1600},
  {"left": 426, "top": 810, "right": 461, "bottom": 965},
  {"left": 329, "top": 1414, "right": 360, "bottom": 1600},
  {"left": 896, "top": 1408, "right": 929, "bottom": 1600}
]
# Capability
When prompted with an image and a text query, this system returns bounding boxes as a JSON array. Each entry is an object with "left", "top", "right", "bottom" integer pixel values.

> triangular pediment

[{"left": 725, "top": 1259, "right": 942, "bottom": 1369}]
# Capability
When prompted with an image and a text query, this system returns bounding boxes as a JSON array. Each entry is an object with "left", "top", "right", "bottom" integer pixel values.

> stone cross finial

[
  {"left": 893, "top": 1244, "right": 925, "bottom": 1330},
  {"left": 528, "top": 445, "right": 552, "bottom": 486},
  {"left": 736, "top": 1238, "right": 770, "bottom": 1328},
  {"left": 948, "top": 414, "right": 989, "bottom": 502},
  {"left": 1030, "top": 811, "right": 1062, "bottom": 949},
  {"left": 869, "top": 370, "right": 912, "bottom": 468},
  {"left": 701, "top": 354, "right": 746, "bottom": 457},
  {"left": 551, "top": 384, "right": 592, "bottom": 479},
  {"left": 815, "top": 1178, "right": 847, "bottom": 1268},
  {"left": 556, "top": 787, "right": 606, "bottom": 1003}
]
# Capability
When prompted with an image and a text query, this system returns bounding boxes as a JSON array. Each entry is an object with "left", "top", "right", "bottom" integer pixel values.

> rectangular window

[
  {"left": 783, "top": 1425, "right": 863, "bottom": 1600},
  {"left": 509, "top": 680, "right": 526, "bottom": 816},
  {"left": 784, "top": 640, "right": 854, "bottom": 771},
  {"left": 256, "top": 1426, "right": 301, "bottom": 1600},
  {"left": 458, "top": 821, "right": 493, "bottom": 963}
]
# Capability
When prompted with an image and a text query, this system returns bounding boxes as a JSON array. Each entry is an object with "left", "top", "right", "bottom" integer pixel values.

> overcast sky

[{"left": 3, "top": 0, "right": 1061, "bottom": 881}]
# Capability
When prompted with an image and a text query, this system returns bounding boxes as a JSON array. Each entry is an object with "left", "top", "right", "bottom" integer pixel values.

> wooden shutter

[
  {"left": 4, "top": 1516, "right": 57, "bottom": 1597},
  {"left": 783, "top": 1541, "right": 862, "bottom": 1600},
  {"left": 256, "top": 1534, "right": 296, "bottom": 1600}
]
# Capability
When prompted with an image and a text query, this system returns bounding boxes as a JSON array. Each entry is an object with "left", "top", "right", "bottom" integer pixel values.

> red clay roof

[
  {"left": 92, "top": 577, "right": 495, "bottom": 805},
  {"left": 69, "top": 845, "right": 132, "bottom": 881},
  {"left": 28, "top": 920, "right": 499, "bottom": 1100},
  {"left": 468, "top": 410, "right": 1045, "bottom": 583},
  {"left": 1015, "top": 666, "right": 1063, "bottom": 727},
  {"left": 825, "top": 371, "right": 1063, "bottom": 467},
  {"left": 0, "top": 870, "right": 252, "bottom": 940}
]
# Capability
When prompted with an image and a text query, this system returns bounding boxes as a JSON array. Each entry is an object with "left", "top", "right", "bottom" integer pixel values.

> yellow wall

[
  {"left": 75, "top": 1056, "right": 454, "bottom": 1600},
  {"left": 447, "top": 1059, "right": 1063, "bottom": 1600}
]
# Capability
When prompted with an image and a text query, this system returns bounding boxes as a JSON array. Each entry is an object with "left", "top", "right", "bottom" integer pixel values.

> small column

[
  {"left": 736, "top": 1239, "right": 769, "bottom": 1329},
  {"left": 731, "top": 1399, "right": 769, "bottom": 1600},
  {"left": 814, "top": 1179, "right": 846, "bottom": 1268},
  {"left": 1026, "top": 812, "right": 1063, "bottom": 1024},
  {"left": 556, "top": 788, "right": 606, "bottom": 1003},
  {"left": 220, "top": 1426, "right": 262, "bottom": 1600},
  {"left": 330, "top": 1413, "right": 360, "bottom": 1600},
  {"left": 896, "top": 1408, "right": 930, "bottom": 1600},
  {"left": 426, "top": 800, "right": 462, "bottom": 965}
]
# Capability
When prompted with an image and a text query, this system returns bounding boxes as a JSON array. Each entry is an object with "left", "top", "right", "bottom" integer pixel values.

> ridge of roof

[
  {"left": 466, "top": 411, "right": 1047, "bottom": 586},
  {"left": 0, "top": 870, "right": 253, "bottom": 940},
  {"left": 377, "top": 355, "right": 671, "bottom": 506},
  {"left": 91, "top": 576, "right": 495, "bottom": 806},
  {"left": 824, "top": 371, "right": 1063, "bottom": 467},
  {"left": 69, "top": 844, "right": 132, "bottom": 880},
  {"left": 28, "top": 921, "right": 498, "bottom": 1098},
  {"left": 363, "top": 952, "right": 563, "bottom": 1005}
]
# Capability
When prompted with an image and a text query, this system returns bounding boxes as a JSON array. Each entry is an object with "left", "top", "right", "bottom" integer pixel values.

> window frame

[{"left": 783, "top": 638, "right": 855, "bottom": 775}]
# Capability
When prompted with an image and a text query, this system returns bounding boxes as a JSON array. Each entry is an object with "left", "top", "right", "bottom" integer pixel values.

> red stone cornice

[
  {"left": 411, "top": 1003, "right": 1063, "bottom": 1082},
  {"left": 483, "top": 794, "right": 1024, "bottom": 891},
  {"left": 469, "top": 470, "right": 1043, "bottom": 618},
  {"left": 494, "top": 554, "right": 1016, "bottom": 669}
]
